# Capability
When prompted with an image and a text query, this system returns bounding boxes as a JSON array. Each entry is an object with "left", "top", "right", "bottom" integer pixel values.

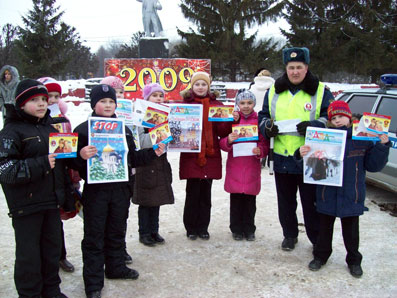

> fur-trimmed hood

[{"left": 0, "top": 65, "right": 20, "bottom": 106}]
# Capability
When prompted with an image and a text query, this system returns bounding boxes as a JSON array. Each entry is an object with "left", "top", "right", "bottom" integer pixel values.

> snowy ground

[{"left": 0, "top": 85, "right": 396, "bottom": 298}]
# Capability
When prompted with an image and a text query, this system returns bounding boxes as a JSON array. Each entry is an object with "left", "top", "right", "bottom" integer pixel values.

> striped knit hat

[
  {"left": 15, "top": 79, "right": 48, "bottom": 108},
  {"left": 327, "top": 100, "right": 352, "bottom": 120}
]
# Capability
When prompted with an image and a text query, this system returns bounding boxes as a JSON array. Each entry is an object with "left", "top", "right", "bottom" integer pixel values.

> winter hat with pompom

[
  {"left": 143, "top": 83, "right": 165, "bottom": 101},
  {"left": 37, "top": 77, "right": 62, "bottom": 94},
  {"left": 15, "top": 79, "right": 48, "bottom": 108},
  {"left": 100, "top": 76, "right": 124, "bottom": 91}
]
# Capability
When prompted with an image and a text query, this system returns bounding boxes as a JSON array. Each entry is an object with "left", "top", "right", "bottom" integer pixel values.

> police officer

[{"left": 258, "top": 47, "right": 334, "bottom": 251}]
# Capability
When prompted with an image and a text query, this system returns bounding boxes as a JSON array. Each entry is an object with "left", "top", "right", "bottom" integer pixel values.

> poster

[
  {"left": 104, "top": 58, "right": 211, "bottom": 101},
  {"left": 208, "top": 105, "right": 234, "bottom": 122},
  {"left": 87, "top": 117, "right": 129, "bottom": 184},
  {"left": 133, "top": 99, "right": 170, "bottom": 128},
  {"left": 168, "top": 104, "right": 203, "bottom": 152},
  {"left": 352, "top": 112, "right": 392, "bottom": 141},
  {"left": 303, "top": 127, "right": 347, "bottom": 187},
  {"left": 142, "top": 106, "right": 169, "bottom": 128},
  {"left": 115, "top": 98, "right": 140, "bottom": 149},
  {"left": 232, "top": 124, "right": 259, "bottom": 142},
  {"left": 149, "top": 122, "right": 173, "bottom": 150},
  {"left": 49, "top": 133, "right": 78, "bottom": 159}
]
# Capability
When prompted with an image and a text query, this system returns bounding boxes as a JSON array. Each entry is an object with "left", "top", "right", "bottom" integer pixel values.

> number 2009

[{"left": 119, "top": 67, "right": 194, "bottom": 92}]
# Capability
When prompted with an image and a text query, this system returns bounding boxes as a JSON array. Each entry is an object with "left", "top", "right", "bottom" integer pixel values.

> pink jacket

[{"left": 219, "top": 111, "right": 269, "bottom": 196}]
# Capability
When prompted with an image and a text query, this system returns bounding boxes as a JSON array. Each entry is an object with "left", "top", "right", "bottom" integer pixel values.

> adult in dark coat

[{"left": 179, "top": 72, "right": 231, "bottom": 240}]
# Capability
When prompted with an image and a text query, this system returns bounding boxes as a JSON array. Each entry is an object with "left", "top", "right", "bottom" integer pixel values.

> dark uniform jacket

[{"left": 0, "top": 104, "right": 74, "bottom": 217}]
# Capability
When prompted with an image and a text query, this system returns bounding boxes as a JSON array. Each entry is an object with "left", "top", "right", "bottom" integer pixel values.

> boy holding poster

[
  {"left": 296, "top": 100, "right": 391, "bottom": 278},
  {"left": 219, "top": 89, "right": 268, "bottom": 241},
  {"left": 71, "top": 84, "right": 164, "bottom": 298},
  {"left": 132, "top": 83, "right": 174, "bottom": 247}
]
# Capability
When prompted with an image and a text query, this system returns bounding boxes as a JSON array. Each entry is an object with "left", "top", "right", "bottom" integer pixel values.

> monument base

[{"left": 139, "top": 38, "right": 169, "bottom": 58}]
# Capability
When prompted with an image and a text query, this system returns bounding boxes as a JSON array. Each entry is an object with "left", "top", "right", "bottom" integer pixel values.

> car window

[
  {"left": 376, "top": 96, "right": 397, "bottom": 134},
  {"left": 347, "top": 94, "right": 377, "bottom": 115},
  {"left": 337, "top": 93, "right": 350, "bottom": 101}
]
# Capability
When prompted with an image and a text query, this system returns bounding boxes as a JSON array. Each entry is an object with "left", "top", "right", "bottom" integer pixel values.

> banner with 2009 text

[{"left": 104, "top": 58, "right": 211, "bottom": 102}]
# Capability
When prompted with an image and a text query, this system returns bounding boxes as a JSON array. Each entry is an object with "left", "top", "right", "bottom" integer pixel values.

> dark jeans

[
  {"left": 60, "top": 221, "right": 67, "bottom": 260},
  {"left": 12, "top": 209, "right": 62, "bottom": 298},
  {"left": 274, "top": 172, "right": 319, "bottom": 244},
  {"left": 314, "top": 213, "right": 362, "bottom": 265},
  {"left": 183, "top": 178, "right": 213, "bottom": 235},
  {"left": 81, "top": 185, "right": 130, "bottom": 295},
  {"left": 138, "top": 205, "right": 160, "bottom": 236},
  {"left": 230, "top": 193, "right": 256, "bottom": 235}
]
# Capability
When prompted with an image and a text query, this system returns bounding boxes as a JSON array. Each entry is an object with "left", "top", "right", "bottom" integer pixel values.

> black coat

[
  {"left": 71, "top": 113, "right": 157, "bottom": 192},
  {"left": 0, "top": 105, "right": 74, "bottom": 218}
]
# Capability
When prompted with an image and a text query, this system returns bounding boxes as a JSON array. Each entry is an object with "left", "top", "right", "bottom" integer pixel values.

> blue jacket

[{"left": 296, "top": 126, "right": 390, "bottom": 218}]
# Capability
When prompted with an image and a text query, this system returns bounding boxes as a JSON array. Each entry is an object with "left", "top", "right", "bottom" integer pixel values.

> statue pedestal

[{"left": 139, "top": 38, "right": 169, "bottom": 58}]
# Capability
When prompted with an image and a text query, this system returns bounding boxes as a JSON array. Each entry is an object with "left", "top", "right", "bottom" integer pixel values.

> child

[
  {"left": 0, "top": 79, "right": 72, "bottom": 298},
  {"left": 297, "top": 100, "right": 391, "bottom": 278},
  {"left": 38, "top": 76, "right": 79, "bottom": 273},
  {"left": 131, "top": 83, "right": 174, "bottom": 246},
  {"left": 100, "top": 76, "right": 125, "bottom": 99},
  {"left": 219, "top": 89, "right": 269, "bottom": 241},
  {"left": 71, "top": 84, "right": 164, "bottom": 298},
  {"left": 180, "top": 71, "right": 230, "bottom": 240},
  {"left": 100, "top": 75, "right": 133, "bottom": 264}
]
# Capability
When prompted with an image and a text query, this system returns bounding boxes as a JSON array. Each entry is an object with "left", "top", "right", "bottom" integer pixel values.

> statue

[{"left": 137, "top": 0, "right": 164, "bottom": 37}]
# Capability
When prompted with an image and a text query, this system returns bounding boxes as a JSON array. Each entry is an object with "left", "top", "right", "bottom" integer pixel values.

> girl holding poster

[
  {"left": 132, "top": 83, "right": 174, "bottom": 247},
  {"left": 219, "top": 89, "right": 269, "bottom": 241},
  {"left": 179, "top": 72, "right": 231, "bottom": 241}
]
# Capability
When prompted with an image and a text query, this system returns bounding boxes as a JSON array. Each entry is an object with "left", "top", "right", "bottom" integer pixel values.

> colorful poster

[
  {"left": 303, "top": 127, "right": 347, "bottom": 187},
  {"left": 168, "top": 104, "right": 203, "bottom": 152},
  {"left": 232, "top": 124, "right": 259, "bottom": 142},
  {"left": 115, "top": 99, "right": 140, "bottom": 149},
  {"left": 142, "top": 106, "right": 169, "bottom": 128},
  {"left": 87, "top": 117, "right": 129, "bottom": 184},
  {"left": 49, "top": 133, "right": 78, "bottom": 159},
  {"left": 353, "top": 112, "right": 392, "bottom": 141},
  {"left": 208, "top": 105, "right": 234, "bottom": 122},
  {"left": 104, "top": 58, "right": 211, "bottom": 101},
  {"left": 149, "top": 122, "right": 173, "bottom": 150}
]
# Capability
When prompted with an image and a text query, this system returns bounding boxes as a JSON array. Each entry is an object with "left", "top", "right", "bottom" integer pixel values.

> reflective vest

[{"left": 268, "top": 82, "right": 325, "bottom": 156}]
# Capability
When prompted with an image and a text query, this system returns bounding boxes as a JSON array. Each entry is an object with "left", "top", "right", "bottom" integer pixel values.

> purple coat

[
  {"left": 179, "top": 91, "right": 231, "bottom": 180},
  {"left": 220, "top": 111, "right": 269, "bottom": 196}
]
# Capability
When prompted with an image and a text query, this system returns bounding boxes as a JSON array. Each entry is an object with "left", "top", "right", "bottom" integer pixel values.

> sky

[{"left": 0, "top": 0, "right": 288, "bottom": 52}]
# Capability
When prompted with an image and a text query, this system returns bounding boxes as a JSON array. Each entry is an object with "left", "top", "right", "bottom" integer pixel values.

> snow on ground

[{"left": 0, "top": 82, "right": 395, "bottom": 298}]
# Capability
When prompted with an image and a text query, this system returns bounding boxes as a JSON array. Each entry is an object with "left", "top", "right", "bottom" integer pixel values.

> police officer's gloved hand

[
  {"left": 296, "top": 121, "right": 311, "bottom": 136},
  {"left": 265, "top": 119, "right": 279, "bottom": 138}
]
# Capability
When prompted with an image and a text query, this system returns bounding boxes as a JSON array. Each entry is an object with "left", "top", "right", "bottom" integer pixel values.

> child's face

[
  {"left": 238, "top": 99, "right": 255, "bottom": 116},
  {"left": 148, "top": 91, "right": 164, "bottom": 103},
  {"left": 21, "top": 96, "right": 48, "bottom": 118},
  {"left": 48, "top": 91, "right": 61, "bottom": 105},
  {"left": 4, "top": 70, "right": 12, "bottom": 82},
  {"left": 94, "top": 98, "right": 116, "bottom": 117},
  {"left": 331, "top": 115, "right": 350, "bottom": 127},
  {"left": 192, "top": 80, "right": 209, "bottom": 97},
  {"left": 115, "top": 88, "right": 124, "bottom": 99}
]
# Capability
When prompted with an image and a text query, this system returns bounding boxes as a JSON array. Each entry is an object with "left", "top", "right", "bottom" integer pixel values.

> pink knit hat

[
  {"left": 143, "top": 83, "right": 165, "bottom": 101},
  {"left": 100, "top": 76, "right": 124, "bottom": 90}
]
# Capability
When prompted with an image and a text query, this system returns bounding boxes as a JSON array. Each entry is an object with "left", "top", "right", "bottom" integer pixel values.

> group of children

[{"left": 0, "top": 70, "right": 391, "bottom": 297}]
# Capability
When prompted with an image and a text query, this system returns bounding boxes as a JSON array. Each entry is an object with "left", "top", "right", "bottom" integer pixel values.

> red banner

[{"left": 104, "top": 58, "right": 211, "bottom": 101}]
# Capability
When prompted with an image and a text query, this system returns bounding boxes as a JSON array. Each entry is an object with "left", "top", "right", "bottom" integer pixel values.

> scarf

[{"left": 194, "top": 96, "right": 215, "bottom": 167}]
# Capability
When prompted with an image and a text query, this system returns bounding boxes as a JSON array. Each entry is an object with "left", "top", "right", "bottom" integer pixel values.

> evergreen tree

[
  {"left": 282, "top": 0, "right": 397, "bottom": 83},
  {"left": 116, "top": 32, "right": 145, "bottom": 58},
  {"left": 176, "top": 0, "right": 284, "bottom": 81},
  {"left": 15, "top": 0, "right": 87, "bottom": 78},
  {"left": 115, "top": 162, "right": 126, "bottom": 180},
  {"left": 0, "top": 24, "right": 19, "bottom": 67},
  {"left": 89, "top": 160, "right": 107, "bottom": 181}
]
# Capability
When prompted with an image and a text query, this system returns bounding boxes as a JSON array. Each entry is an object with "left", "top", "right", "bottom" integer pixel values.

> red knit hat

[
  {"left": 327, "top": 100, "right": 352, "bottom": 120},
  {"left": 37, "top": 77, "right": 62, "bottom": 94}
]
